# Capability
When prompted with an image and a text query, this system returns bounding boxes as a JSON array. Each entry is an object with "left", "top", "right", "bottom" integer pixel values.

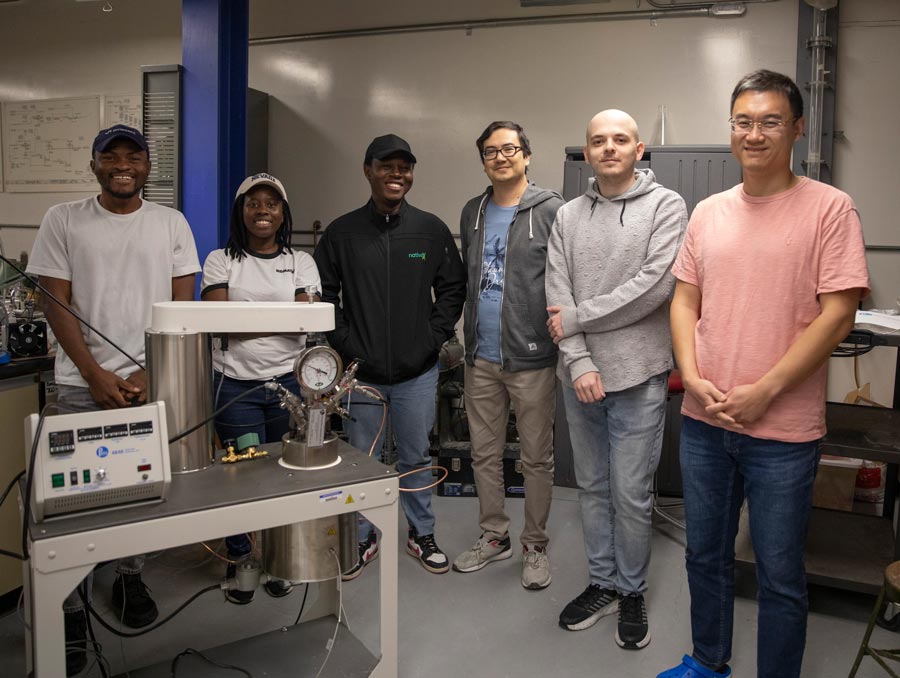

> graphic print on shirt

[{"left": 480, "top": 234, "right": 506, "bottom": 300}]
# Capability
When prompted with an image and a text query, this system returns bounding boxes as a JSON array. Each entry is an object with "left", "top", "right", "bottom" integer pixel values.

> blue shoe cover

[{"left": 658, "top": 655, "right": 732, "bottom": 678}]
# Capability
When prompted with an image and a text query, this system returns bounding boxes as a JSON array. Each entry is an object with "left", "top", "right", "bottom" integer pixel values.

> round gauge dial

[{"left": 294, "top": 345, "right": 342, "bottom": 395}]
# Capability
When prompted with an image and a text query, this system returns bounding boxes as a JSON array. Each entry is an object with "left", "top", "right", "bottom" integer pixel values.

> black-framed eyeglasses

[
  {"left": 482, "top": 145, "right": 523, "bottom": 161},
  {"left": 729, "top": 117, "right": 796, "bottom": 134}
]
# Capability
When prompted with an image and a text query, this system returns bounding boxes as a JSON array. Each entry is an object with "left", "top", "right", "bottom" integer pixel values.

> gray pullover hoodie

[{"left": 545, "top": 168, "right": 687, "bottom": 391}]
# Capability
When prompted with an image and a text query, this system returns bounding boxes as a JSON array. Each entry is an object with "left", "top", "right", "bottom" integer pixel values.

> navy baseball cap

[
  {"left": 364, "top": 134, "right": 417, "bottom": 165},
  {"left": 92, "top": 124, "right": 150, "bottom": 155}
]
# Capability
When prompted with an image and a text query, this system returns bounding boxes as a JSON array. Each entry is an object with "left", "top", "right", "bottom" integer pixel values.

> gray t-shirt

[{"left": 27, "top": 196, "right": 201, "bottom": 387}]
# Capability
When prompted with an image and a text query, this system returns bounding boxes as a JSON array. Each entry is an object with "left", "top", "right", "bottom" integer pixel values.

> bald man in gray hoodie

[{"left": 546, "top": 109, "right": 687, "bottom": 650}]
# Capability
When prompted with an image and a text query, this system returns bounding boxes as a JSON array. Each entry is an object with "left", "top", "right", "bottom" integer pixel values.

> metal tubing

[
  {"left": 249, "top": 7, "right": 713, "bottom": 45},
  {"left": 338, "top": 511, "right": 359, "bottom": 573},
  {"left": 263, "top": 516, "right": 341, "bottom": 583},
  {"left": 146, "top": 330, "right": 215, "bottom": 473},
  {"left": 806, "top": 8, "right": 831, "bottom": 181},
  {"left": 281, "top": 434, "right": 340, "bottom": 468}
]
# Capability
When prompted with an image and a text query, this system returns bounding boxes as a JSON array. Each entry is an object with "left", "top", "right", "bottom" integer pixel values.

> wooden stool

[{"left": 849, "top": 561, "right": 900, "bottom": 677}]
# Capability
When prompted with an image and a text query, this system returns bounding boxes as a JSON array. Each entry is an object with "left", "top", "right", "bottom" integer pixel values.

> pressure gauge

[{"left": 294, "top": 345, "right": 342, "bottom": 395}]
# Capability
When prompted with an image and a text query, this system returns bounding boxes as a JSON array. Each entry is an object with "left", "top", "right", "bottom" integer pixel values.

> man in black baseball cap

[
  {"left": 363, "top": 133, "right": 417, "bottom": 166},
  {"left": 314, "top": 135, "right": 465, "bottom": 579},
  {"left": 92, "top": 124, "right": 150, "bottom": 155}
]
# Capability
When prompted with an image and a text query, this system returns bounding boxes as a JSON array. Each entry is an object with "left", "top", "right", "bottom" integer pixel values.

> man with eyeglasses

[
  {"left": 545, "top": 109, "right": 687, "bottom": 650},
  {"left": 314, "top": 134, "right": 465, "bottom": 577},
  {"left": 453, "top": 121, "right": 563, "bottom": 589},
  {"left": 658, "top": 70, "right": 869, "bottom": 678}
]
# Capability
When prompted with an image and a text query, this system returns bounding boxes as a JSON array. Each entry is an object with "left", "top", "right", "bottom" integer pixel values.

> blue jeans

[
  {"left": 55, "top": 385, "right": 145, "bottom": 612},
  {"left": 214, "top": 371, "right": 298, "bottom": 447},
  {"left": 214, "top": 371, "right": 300, "bottom": 557},
  {"left": 346, "top": 362, "right": 439, "bottom": 538},
  {"left": 680, "top": 416, "right": 820, "bottom": 678},
  {"left": 562, "top": 371, "right": 668, "bottom": 595}
]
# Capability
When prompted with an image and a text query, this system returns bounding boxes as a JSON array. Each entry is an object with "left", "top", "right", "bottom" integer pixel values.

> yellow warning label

[
  {"left": 346, "top": 495, "right": 355, "bottom": 504},
  {"left": 327, "top": 527, "right": 336, "bottom": 536}
]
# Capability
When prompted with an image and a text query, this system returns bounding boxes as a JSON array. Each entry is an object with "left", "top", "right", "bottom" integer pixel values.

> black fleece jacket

[{"left": 313, "top": 199, "right": 466, "bottom": 384}]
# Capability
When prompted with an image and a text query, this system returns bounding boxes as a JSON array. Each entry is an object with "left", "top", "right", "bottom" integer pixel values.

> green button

[
  {"left": 83, "top": 469, "right": 91, "bottom": 484},
  {"left": 51, "top": 473, "right": 65, "bottom": 488}
]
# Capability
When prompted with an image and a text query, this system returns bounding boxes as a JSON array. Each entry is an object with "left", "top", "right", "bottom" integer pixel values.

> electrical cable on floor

[
  {"left": 170, "top": 648, "right": 252, "bottom": 677},
  {"left": 314, "top": 550, "right": 344, "bottom": 678},
  {"left": 16, "top": 588, "right": 31, "bottom": 632},
  {"left": 79, "top": 584, "right": 220, "bottom": 638},
  {"left": 115, "top": 575, "right": 130, "bottom": 678},
  {"left": 82, "top": 581, "right": 111, "bottom": 678}
]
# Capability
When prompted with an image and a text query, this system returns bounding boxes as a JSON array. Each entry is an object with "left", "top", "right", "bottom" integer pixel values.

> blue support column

[{"left": 182, "top": 0, "right": 249, "bottom": 287}]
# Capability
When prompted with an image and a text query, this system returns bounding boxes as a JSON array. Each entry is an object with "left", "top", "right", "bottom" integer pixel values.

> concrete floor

[{"left": 1, "top": 487, "right": 896, "bottom": 677}]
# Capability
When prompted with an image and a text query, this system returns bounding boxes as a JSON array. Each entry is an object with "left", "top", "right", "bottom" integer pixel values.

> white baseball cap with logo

[{"left": 235, "top": 173, "right": 288, "bottom": 202}]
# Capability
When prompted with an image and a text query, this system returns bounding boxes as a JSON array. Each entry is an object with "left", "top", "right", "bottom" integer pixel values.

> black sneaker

[
  {"left": 558, "top": 584, "right": 618, "bottom": 631},
  {"left": 64, "top": 609, "right": 88, "bottom": 676},
  {"left": 616, "top": 593, "right": 650, "bottom": 649},
  {"left": 224, "top": 562, "right": 255, "bottom": 604},
  {"left": 406, "top": 529, "right": 449, "bottom": 574},
  {"left": 111, "top": 573, "right": 159, "bottom": 628},
  {"left": 342, "top": 531, "right": 379, "bottom": 581},
  {"left": 263, "top": 578, "right": 294, "bottom": 598}
]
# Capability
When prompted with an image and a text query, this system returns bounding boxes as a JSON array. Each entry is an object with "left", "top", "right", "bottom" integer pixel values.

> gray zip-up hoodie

[
  {"left": 545, "top": 168, "right": 687, "bottom": 391},
  {"left": 460, "top": 182, "right": 564, "bottom": 372}
]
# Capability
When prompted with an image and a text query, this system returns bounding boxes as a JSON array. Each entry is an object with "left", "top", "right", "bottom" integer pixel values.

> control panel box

[{"left": 25, "top": 402, "right": 171, "bottom": 521}]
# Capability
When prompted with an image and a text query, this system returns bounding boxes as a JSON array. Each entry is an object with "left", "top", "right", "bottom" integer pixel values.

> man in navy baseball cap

[{"left": 92, "top": 124, "right": 150, "bottom": 155}]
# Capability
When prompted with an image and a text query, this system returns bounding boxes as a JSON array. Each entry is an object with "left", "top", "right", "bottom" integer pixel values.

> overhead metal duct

[{"left": 250, "top": 1, "right": 777, "bottom": 46}]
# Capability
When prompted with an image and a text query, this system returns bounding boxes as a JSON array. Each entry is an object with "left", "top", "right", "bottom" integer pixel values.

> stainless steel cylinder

[
  {"left": 146, "top": 330, "right": 214, "bottom": 473},
  {"left": 281, "top": 434, "right": 339, "bottom": 468},
  {"left": 338, "top": 511, "right": 359, "bottom": 573},
  {"left": 263, "top": 517, "right": 341, "bottom": 583}
]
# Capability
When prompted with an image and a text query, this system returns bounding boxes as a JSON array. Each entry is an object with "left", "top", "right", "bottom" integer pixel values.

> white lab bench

[{"left": 22, "top": 440, "right": 399, "bottom": 677}]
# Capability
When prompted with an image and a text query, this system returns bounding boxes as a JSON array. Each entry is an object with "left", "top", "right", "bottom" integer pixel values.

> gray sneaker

[
  {"left": 452, "top": 534, "right": 513, "bottom": 573},
  {"left": 521, "top": 545, "right": 551, "bottom": 590}
]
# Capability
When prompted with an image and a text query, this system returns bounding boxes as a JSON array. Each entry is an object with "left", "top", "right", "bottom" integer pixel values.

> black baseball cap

[
  {"left": 364, "top": 134, "right": 417, "bottom": 165},
  {"left": 92, "top": 124, "right": 150, "bottom": 155}
]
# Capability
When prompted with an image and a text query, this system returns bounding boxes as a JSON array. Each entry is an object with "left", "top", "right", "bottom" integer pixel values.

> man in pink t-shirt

[{"left": 658, "top": 71, "right": 869, "bottom": 678}]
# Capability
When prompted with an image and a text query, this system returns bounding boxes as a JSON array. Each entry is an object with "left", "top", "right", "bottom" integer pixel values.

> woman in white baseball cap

[{"left": 200, "top": 173, "right": 321, "bottom": 603}]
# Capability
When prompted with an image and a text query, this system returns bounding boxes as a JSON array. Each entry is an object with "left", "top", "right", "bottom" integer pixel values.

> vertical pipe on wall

[{"left": 806, "top": 8, "right": 831, "bottom": 182}]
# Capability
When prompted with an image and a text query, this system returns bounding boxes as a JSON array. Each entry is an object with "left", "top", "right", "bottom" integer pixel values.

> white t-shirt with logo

[
  {"left": 27, "top": 196, "right": 201, "bottom": 388},
  {"left": 201, "top": 248, "right": 321, "bottom": 380}
]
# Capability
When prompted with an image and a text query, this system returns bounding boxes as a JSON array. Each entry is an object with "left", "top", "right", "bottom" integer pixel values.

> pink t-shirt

[{"left": 672, "top": 178, "right": 870, "bottom": 442}]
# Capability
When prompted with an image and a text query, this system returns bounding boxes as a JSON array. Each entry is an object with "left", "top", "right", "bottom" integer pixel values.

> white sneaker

[{"left": 521, "top": 545, "right": 551, "bottom": 590}]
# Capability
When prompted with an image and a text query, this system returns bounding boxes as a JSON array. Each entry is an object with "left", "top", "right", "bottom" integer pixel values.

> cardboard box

[{"left": 812, "top": 455, "right": 863, "bottom": 511}]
